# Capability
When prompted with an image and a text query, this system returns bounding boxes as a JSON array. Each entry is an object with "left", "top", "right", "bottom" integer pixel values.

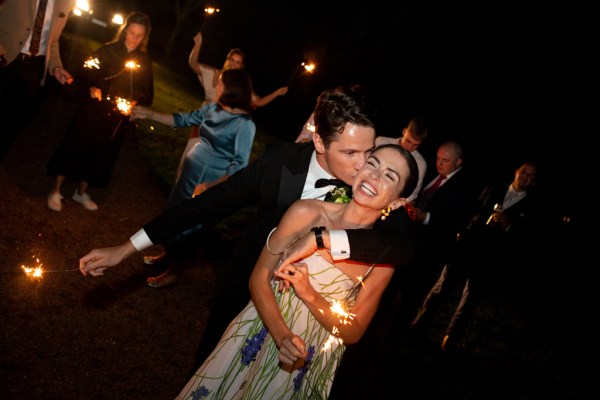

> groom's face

[{"left": 315, "top": 122, "right": 376, "bottom": 186}]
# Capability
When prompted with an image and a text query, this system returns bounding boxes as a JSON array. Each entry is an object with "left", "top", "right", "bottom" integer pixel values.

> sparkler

[
  {"left": 125, "top": 60, "right": 140, "bottom": 99},
  {"left": 20, "top": 256, "right": 79, "bottom": 280},
  {"left": 287, "top": 61, "right": 316, "bottom": 86},
  {"left": 200, "top": 6, "right": 221, "bottom": 32},
  {"left": 320, "top": 246, "right": 390, "bottom": 352},
  {"left": 83, "top": 57, "right": 100, "bottom": 69}
]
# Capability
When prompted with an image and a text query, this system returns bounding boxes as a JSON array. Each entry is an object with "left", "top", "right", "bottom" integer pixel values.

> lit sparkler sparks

[
  {"left": 200, "top": 6, "right": 221, "bottom": 31},
  {"left": 113, "top": 96, "right": 132, "bottom": 115},
  {"left": 287, "top": 61, "right": 316, "bottom": 86},
  {"left": 21, "top": 261, "right": 43, "bottom": 279},
  {"left": 20, "top": 255, "right": 79, "bottom": 280},
  {"left": 84, "top": 57, "right": 100, "bottom": 69}
]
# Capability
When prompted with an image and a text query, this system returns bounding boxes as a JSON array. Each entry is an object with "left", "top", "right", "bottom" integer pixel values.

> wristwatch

[{"left": 311, "top": 226, "right": 326, "bottom": 249}]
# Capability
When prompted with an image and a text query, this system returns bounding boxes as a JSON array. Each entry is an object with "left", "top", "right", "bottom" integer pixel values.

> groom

[{"left": 79, "top": 85, "right": 415, "bottom": 368}]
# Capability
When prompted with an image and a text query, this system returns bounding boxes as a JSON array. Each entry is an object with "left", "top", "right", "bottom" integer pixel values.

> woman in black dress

[{"left": 46, "top": 11, "right": 153, "bottom": 211}]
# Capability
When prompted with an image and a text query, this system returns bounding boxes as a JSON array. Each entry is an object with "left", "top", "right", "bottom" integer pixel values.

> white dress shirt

[{"left": 21, "top": 0, "right": 55, "bottom": 56}]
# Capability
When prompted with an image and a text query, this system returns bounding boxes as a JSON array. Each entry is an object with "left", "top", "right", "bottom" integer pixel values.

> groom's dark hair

[{"left": 313, "top": 84, "right": 377, "bottom": 148}]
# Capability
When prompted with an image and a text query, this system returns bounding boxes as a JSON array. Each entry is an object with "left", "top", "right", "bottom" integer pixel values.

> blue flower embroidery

[
  {"left": 240, "top": 326, "right": 268, "bottom": 365},
  {"left": 190, "top": 385, "right": 210, "bottom": 399},
  {"left": 293, "top": 345, "right": 315, "bottom": 392}
]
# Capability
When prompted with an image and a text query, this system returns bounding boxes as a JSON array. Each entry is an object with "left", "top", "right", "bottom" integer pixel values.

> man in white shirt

[
  {"left": 0, "top": 0, "right": 75, "bottom": 160},
  {"left": 375, "top": 117, "right": 428, "bottom": 202}
]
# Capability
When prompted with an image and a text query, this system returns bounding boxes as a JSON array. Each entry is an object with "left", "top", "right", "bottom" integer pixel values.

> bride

[{"left": 177, "top": 144, "right": 418, "bottom": 400}]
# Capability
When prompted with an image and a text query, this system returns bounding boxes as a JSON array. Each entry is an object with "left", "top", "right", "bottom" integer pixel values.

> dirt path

[{"left": 0, "top": 86, "right": 220, "bottom": 399}]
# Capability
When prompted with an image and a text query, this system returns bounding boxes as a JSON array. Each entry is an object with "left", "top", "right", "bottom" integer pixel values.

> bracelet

[
  {"left": 266, "top": 228, "right": 310, "bottom": 256},
  {"left": 311, "top": 226, "right": 326, "bottom": 249}
]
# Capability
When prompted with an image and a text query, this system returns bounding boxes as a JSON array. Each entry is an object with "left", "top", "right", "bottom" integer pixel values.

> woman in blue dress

[
  {"left": 130, "top": 68, "right": 256, "bottom": 286},
  {"left": 176, "top": 144, "right": 418, "bottom": 399}
]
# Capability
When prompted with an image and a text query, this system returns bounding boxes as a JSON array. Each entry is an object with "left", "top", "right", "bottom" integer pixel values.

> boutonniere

[{"left": 326, "top": 186, "right": 352, "bottom": 203}]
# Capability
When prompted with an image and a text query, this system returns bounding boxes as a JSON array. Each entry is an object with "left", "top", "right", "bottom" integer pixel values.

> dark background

[{"left": 66, "top": 0, "right": 583, "bottom": 194}]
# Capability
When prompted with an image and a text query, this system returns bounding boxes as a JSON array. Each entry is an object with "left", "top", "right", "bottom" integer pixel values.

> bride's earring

[{"left": 381, "top": 206, "right": 392, "bottom": 221}]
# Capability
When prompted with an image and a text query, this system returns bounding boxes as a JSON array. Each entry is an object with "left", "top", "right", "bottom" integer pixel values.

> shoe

[
  {"left": 143, "top": 252, "right": 168, "bottom": 266},
  {"left": 47, "top": 192, "right": 63, "bottom": 211},
  {"left": 72, "top": 190, "right": 98, "bottom": 211},
  {"left": 146, "top": 270, "right": 179, "bottom": 288}
]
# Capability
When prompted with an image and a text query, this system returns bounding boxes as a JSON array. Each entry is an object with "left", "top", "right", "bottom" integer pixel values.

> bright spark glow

[
  {"left": 114, "top": 97, "right": 132, "bottom": 115},
  {"left": 21, "top": 258, "right": 44, "bottom": 279},
  {"left": 322, "top": 334, "right": 342, "bottom": 351},
  {"left": 83, "top": 57, "right": 100, "bottom": 69},
  {"left": 204, "top": 7, "right": 221, "bottom": 15},
  {"left": 112, "top": 13, "right": 124, "bottom": 25},
  {"left": 330, "top": 300, "right": 355, "bottom": 326},
  {"left": 125, "top": 60, "right": 140, "bottom": 70},
  {"left": 303, "top": 62, "right": 316, "bottom": 74}
]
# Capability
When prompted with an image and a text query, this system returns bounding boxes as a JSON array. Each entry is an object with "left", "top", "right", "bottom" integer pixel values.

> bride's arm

[
  {"left": 276, "top": 258, "right": 394, "bottom": 345},
  {"left": 249, "top": 200, "right": 320, "bottom": 367}
]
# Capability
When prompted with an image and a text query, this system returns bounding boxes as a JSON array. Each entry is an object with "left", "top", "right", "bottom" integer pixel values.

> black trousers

[{"left": 0, "top": 54, "right": 46, "bottom": 160}]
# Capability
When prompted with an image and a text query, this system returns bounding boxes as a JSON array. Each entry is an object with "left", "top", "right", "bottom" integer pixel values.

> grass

[{"left": 60, "top": 31, "right": 282, "bottom": 240}]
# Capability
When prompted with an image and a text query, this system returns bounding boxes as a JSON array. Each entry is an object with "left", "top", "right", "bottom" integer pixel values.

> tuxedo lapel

[
  {"left": 278, "top": 166, "right": 306, "bottom": 209},
  {"left": 276, "top": 143, "right": 313, "bottom": 211}
]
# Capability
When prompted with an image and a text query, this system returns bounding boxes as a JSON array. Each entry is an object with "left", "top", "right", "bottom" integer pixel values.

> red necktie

[
  {"left": 416, "top": 175, "right": 446, "bottom": 209},
  {"left": 29, "top": 0, "right": 49, "bottom": 56},
  {"left": 426, "top": 175, "right": 446, "bottom": 193}
]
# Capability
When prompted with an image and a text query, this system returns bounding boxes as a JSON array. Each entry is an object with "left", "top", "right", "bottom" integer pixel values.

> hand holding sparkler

[
  {"left": 79, "top": 241, "right": 137, "bottom": 277},
  {"left": 277, "top": 332, "right": 308, "bottom": 372},
  {"left": 52, "top": 66, "right": 74, "bottom": 85},
  {"left": 287, "top": 61, "right": 316, "bottom": 86}
]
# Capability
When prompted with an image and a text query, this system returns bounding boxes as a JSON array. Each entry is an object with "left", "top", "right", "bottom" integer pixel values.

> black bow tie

[{"left": 315, "top": 178, "right": 347, "bottom": 188}]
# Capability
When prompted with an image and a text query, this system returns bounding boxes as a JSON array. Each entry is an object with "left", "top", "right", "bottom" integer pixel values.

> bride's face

[{"left": 352, "top": 147, "right": 408, "bottom": 210}]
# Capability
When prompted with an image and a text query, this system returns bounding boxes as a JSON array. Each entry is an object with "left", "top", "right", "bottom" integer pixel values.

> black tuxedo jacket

[
  {"left": 467, "top": 182, "right": 540, "bottom": 245},
  {"left": 144, "top": 141, "right": 414, "bottom": 267},
  {"left": 412, "top": 168, "right": 479, "bottom": 268},
  {"left": 419, "top": 169, "right": 479, "bottom": 242}
]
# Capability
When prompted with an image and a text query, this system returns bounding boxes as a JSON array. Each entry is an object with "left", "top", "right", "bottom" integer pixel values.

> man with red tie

[
  {"left": 399, "top": 141, "right": 479, "bottom": 329},
  {"left": 0, "top": 0, "right": 75, "bottom": 160}
]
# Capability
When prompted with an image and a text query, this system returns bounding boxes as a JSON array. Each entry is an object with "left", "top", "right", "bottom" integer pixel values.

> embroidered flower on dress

[
  {"left": 293, "top": 345, "right": 316, "bottom": 391},
  {"left": 241, "top": 326, "right": 269, "bottom": 365},
  {"left": 190, "top": 385, "right": 210, "bottom": 399}
]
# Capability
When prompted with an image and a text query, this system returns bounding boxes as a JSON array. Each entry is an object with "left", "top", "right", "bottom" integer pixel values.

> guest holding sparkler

[
  {"left": 175, "top": 144, "right": 417, "bottom": 399},
  {"left": 188, "top": 31, "right": 288, "bottom": 109},
  {"left": 129, "top": 68, "right": 256, "bottom": 288},
  {"left": 174, "top": 31, "right": 289, "bottom": 179},
  {"left": 46, "top": 11, "right": 153, "bottom": 212}
]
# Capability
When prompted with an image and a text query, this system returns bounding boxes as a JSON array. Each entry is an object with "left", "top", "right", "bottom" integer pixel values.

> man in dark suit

[
  {"left": 0, "top": 0, "right": 75, "bottom": 160},
  {"left": 410, "top": 161, "right": 540, "bottom": 351},
  {"left": 385, "top": 140, "right": 479, "bottom": 332},
  {"left": 79, "top": 85, "right": 415, "bottom": 368}
]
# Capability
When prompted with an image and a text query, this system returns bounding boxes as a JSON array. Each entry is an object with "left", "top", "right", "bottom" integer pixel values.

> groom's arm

[
  {"left": 344, "top": 207, "right": 414, "bottom": 265},
  {"left": 142, "top": 149, "right": 266, "bottom": 246},
  {"left": 279, "top": 208, "right": 414, "bottom": 270}
]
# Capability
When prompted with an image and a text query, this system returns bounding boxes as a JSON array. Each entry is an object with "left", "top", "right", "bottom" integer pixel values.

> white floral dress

[{"left": 176, "top": 252, "right": 357, "bottom": 400}]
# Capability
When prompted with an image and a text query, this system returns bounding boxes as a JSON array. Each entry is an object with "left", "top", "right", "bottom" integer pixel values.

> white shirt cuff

[
  {"left": 130, "top": 229, "right": 153, "bottom": 251},
  {"left": 423, "top": 212, "right": 431, "bottom": 225},
  {"left": 329, "top": 230, "right": 350, "bottom": 260}
]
